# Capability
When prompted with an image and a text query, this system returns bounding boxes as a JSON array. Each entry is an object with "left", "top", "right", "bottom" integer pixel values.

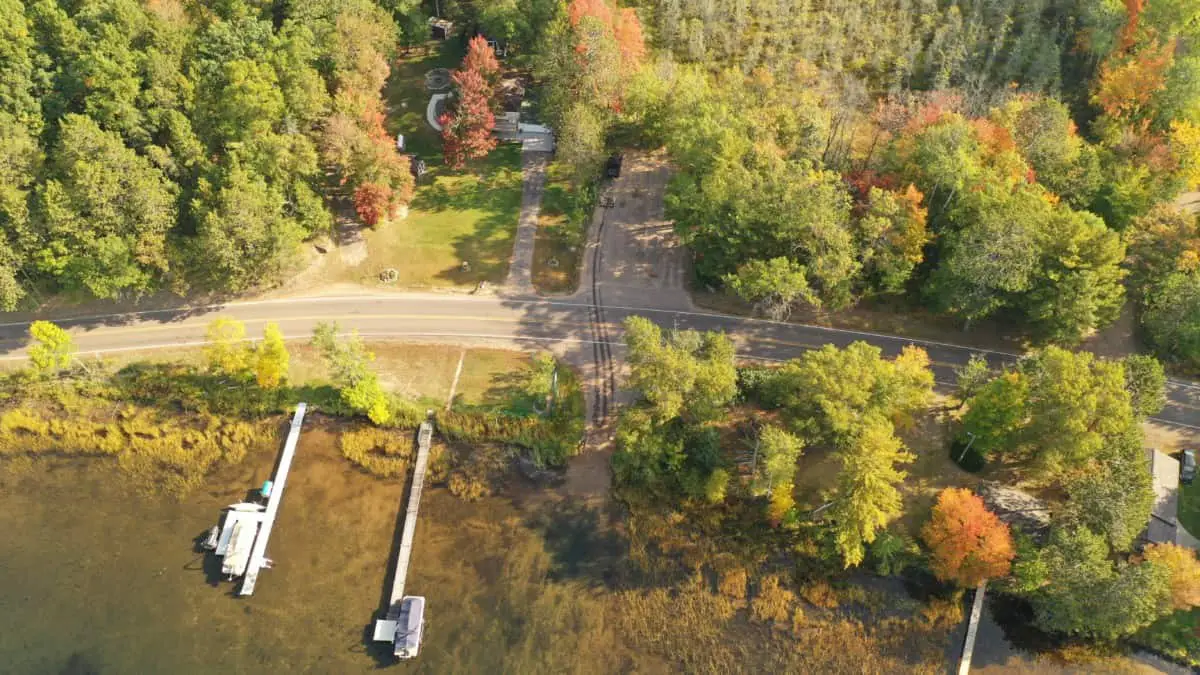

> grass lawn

[
  {"left": 1179, "top": 474, "right": 1200, "bottom": 535},
  {"left": 532, "top": 165, "right": 593, "bottom": 294},
  {"left": 61, "top": 341, "right": 538, "bottom": 409},
  {"left": 383, "top": 40, "right": 464, "bottom": 159},
  {"left": 306, "top": 40, "right": 524, "bottom": 289},
  {"left": 362, "top": 145, "right": 523, "bottom": 287}
]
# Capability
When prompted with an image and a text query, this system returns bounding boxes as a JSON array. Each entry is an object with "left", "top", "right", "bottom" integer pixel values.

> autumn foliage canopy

[
  {"left": 1143, "top": 542, "right": 1200, "bottom": 610},
  {"left": 921, "top": 488, "right": 1015, "bottom": 587},
  {"left": 441, "top": 36, "right": 500, "bottom": 168},
  {"left": 353, "top": 182, "right": 393, "bottom": 227}
]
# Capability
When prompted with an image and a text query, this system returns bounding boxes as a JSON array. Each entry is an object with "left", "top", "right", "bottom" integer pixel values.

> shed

[
  {"left": 429, "top": 17, "right": 453, "bottom": 40},
  {"left": 494, "top": 111, "right": 520, "bottom": 135}
]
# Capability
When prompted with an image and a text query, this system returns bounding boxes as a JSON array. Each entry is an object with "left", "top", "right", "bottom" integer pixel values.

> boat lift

[{"left": 202, "top": 403, "right": 307, "bottom": 596}]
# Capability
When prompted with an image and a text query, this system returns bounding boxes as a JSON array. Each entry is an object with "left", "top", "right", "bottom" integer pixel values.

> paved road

[
  {"left": 0, "top": 292, "right": 1197, "bottom": 430},
  {"left": 2, "top": 151, "right": 1198, "bottom": 431}
]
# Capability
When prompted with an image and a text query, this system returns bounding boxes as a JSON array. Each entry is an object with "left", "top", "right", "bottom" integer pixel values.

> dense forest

[
  {"left": 5, "top": 0, "right": 1198, "bottom": 365},
  {"left": 466, "top": 0, "right": 1200, "bottom": 358},
  {"left": 632, "top": 0, "right": 1200, "bottom": 349},
  {"left": 0, "top": 0, "right": 423, "bottom": 309}
]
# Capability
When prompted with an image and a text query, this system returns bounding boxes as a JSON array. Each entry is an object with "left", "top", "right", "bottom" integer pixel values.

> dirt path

[
  {"left": 573, "top": 150, "right": 690, "bottom": 311},
  {"left": 572, "top": 151, "right": 691, "bottom": 472},
  {"left": 503, "top": 149, "right": 551, "bottom": 293}
]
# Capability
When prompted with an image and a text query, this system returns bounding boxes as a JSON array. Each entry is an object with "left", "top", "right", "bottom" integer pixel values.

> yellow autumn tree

[
  {"left": 204, "top": 318, "right": 250, "bottom": 375},
  {"left": 254, "top": 322, "right": 290, "bottom": 389},
  {"left": 1143, "top": 542, "right": 1200, "bottom": 610}
]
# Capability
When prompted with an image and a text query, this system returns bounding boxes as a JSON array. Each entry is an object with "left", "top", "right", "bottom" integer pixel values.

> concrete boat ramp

[{"left": 203, "top": 403, "right": 307, "bottom": 596}]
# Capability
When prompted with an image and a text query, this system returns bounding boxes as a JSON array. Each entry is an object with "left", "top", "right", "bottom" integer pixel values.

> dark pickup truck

[{"left": 606, "top": 153, "right": 623, "bottom": 179}]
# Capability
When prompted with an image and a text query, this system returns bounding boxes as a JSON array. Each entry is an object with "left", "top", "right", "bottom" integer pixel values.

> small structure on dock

[
  {"left": 202, "top": 403, "right": 307, "bottom": 596},
  {"left": 373, "top": 419, "right": 434, "bottom": 659}
]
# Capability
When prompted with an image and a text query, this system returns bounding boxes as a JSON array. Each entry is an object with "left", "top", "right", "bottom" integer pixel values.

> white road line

[
  {"left": 0, "top": 293, "right": 1023, "bottom": 357},
  {"left": 0, "top": 331, "right": 622, "bottom": 360},
  {"left": 10, "top": 292, "right": 1200, "bottom": 390}
]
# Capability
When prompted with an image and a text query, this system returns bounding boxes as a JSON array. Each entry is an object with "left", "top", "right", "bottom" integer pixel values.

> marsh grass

[
  {"left": 0, "top": 403, "right": 272, "bottom": 495},
  {"left": 338, "top": 427, "right": 416, "bottom": 478}
]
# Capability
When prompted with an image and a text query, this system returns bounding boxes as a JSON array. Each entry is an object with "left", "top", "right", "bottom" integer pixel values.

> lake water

[
  {"left": 4, "top": 422, "right": 1175, "bottom": 674},
  {"left": 0, "top": 426, "right": 629, "bottom": 674}
]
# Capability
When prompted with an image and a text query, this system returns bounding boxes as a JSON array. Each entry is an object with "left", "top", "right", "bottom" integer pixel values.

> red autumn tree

[
  {"left": 921, "top": 488, "right": 1015, "bottom": 587},
  {"left": 1121, "top": 0, "right": 1146, "bottom": 50},
  {"left": 440, "top": 68, "right": 497, "bottom": 168},
  {"left": 462, "top": 35, "right": 500, "bottom": 85},
  {"left": 354, "top": 182, "right": 393, "bottom": 226}
]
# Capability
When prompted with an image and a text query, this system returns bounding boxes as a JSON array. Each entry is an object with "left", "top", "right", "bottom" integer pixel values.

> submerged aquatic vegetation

[{"left": 0, "top": 404, "right": 270, "bottom": 494}]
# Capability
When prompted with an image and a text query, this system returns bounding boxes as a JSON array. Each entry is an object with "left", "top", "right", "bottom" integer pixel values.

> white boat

[
  {"left": 213, "top": 506, "right": 265, "bottom": 557},
  {"left": 221, "top": 519, "right": 259, "bottom": 577},
  {"left": 202, "top": 525, "right": 219, "bottom": 550}
]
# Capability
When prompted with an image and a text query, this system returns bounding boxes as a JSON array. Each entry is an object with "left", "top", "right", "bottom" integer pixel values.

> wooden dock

[
  {"left": 239, "top": 403, "right": 307, "bottom": 596},
  {"left": 387, "top": 420, "right": 433, "bottom": 607},
  {"left": 373, "top": 419, "right": 434, "bottom": 658}
]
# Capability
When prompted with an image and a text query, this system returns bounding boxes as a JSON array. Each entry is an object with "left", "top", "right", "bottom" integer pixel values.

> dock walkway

[
  {"left": 239, "top": 403, "right": 307, "bottom": 596},
  {"left": 387, "top": 420, "right": 434, "bottom": 610}
]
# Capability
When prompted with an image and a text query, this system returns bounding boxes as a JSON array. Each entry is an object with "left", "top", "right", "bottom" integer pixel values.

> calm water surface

[{"left": 0, "top": 427, "right": 620, "bottom": 674}]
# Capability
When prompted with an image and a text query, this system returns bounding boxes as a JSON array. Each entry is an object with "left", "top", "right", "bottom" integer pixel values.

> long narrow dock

[
  {"left": 239, "top": 402, "right": 307, "bottom": 596},
  {"left": 389, "top": 420, "right": 433, "bottom": 604},
  {"left": 373, "top": 419, "right": 433, "bottom": 659}
]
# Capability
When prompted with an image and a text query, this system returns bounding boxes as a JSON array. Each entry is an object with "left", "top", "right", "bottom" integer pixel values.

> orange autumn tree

[
  {"left": 461, "top": 33, "right": 501, "bottom": 84},
  {"left": 353, "top": 182, "right": 392, "bottom": 226},
  {"left": 921, "top": 488, "right": 1015, "bottom": 587},
  {"left": 1092, "top": 39, "right": 1175, "bottom": 122},
  {"left": 568, "top": 0, "right": 646, "bottom": 79}
]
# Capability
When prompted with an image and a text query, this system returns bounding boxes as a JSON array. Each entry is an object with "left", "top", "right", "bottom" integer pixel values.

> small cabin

[{"left": 429, "top": 18, "right": 453, "bottom": 40}]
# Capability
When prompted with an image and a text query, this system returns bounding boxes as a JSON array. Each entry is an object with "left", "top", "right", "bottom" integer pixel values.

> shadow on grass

[
  {"left": 112, "top": 362, "right": 346, "bottom": 419},
  {"left": 406, "top": 145, "right": 522, "bottom": 285}
]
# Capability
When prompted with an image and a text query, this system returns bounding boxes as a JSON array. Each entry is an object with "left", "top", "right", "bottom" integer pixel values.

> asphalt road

[{"left": 0, "top": 291, "right": 1197, "bottom": 431}]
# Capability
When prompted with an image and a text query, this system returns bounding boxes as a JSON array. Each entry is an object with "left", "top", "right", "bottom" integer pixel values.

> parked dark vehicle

[
  {"left": 606, "top": 153, "right": 623, "bottom": 179},
  {"left": 1182, "top": 449, "right": 1196, "bottom": 484}
]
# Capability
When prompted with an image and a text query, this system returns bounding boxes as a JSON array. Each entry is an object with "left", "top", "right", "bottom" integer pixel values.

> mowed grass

[
  {"left": 310, "top": 40, "right": 524, "bottom": 289},
  {"left": 383, "top": 144, "right": 523, "bottom": 287},
  {"left": 68, "top": 341, "right": 536, "bottom": 409},
  {"left": 383, "top": 40, "right": 463, "bottom": 158},
  {"left": 533, "top": 165, "right": 591, "bottom": 294}
]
